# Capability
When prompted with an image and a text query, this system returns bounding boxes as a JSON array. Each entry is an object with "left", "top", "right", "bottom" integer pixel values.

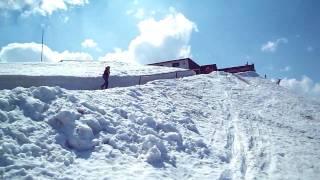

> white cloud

[
  {"left": 100, "top": 10, "right": 198, "bottom": 64},
  {"left": 127, "top": 8, "right": 145, "bottom": 19},
  {"left": 280, "top": 66, "right": 291, "bottom": 72},
  {"left": 261, "top": 38, "right": 288, "bottom": 53},
  {"left": 133, "top": 0, "right": 139, "bottom": 5},
  {"left": 0, "top": 0, "right": 89, "bottom": 16},
  {"left": 134, "top": 8, "right": 145, "bottom": 19},
  {"left": 126, "top": 9, "right": 134, "bottom": 15},
  {"left": 38, "top": 0, "right": 67, "bottom": 15},
  {"left": 63, "top": 16, "right": 70, "bottom": 23},
  {"left": 307, "top": 46, "right": 314, "bottom": 52},
  {"left": 280, "top": 75, "right": 320, "bottom": 98},
  {"left": 266, "top": 65, "right": 275, "bottom": 71},
  {"left": 0, "top": 42, "right": 93, "bottom": 62},
  {"left": 81, "top": 39, "right": 97, "bottom": 49},
  {"left": 98, "top": 48, "right": 130, "bottom": 63}
]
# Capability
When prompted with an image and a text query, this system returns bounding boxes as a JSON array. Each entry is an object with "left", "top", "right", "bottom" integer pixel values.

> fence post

[
  {"left": 139, "top": 76, "right": 142, "bottom": 85},
  {"left": 176, "top": 72, "right": 178, "bottom": 78}
]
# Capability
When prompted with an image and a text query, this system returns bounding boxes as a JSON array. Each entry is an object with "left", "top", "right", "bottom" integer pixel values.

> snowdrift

[
  {"left": 0, "top": 70, "right": 194, "bottom": 90},
  {"left": 1, "top": 71, "right": 320, "bottom": 179},
  {"left": 0, "top": 61, "right": 195, "bottom": 90}
]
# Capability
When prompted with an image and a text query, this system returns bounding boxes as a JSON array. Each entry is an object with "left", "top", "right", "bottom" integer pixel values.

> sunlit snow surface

[
  {"left": 1, "top": 68, "right": 320, "bottom": 179},
  {"left": 0, "top": 61, "right": 185, "bottom": 77}
]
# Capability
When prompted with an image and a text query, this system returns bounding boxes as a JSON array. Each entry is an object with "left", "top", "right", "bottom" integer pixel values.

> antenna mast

[{"left": 41, "top": 28, "right": 44, "bottom": 62}]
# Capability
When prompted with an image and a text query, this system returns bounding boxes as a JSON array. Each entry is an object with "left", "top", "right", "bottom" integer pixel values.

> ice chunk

[
  {"left": 0, "top": 154, "right": 14, "bottom": 166},
  {"left": 18, "top": 96, "right": 47, "bottom": 121},
  {"left": 145, "top": 145, "right": 162, "bottom": 164},
  {"left": 112, "top": 108, "right": 128, "bottom": 119},
  {"left": 2, "top": 142, "right": 20, "bottom": 154},
  {"left": 63, "top": 152, "right": 74, "bottom": 166},
  {"left": 67, "top": 124, "right": 95, "bottom": 151},
  {"left": 83, "top": 118, "right": 102, "bottom": 135},
  {"left": 164, "top": 132, "right": 183, "bottom": 147},
  {"left": 20, "top": 143, "right": 42, "bottom": 157},
  {"left": 195, "top": 139, "right": 207, "bottom": 148},
  {"left": 186, "top": 124, "right": 199, "bottom": 134},
  {"left": 7, "top": 128, "right": 30, "bottom": 144},
  {"left": 142, "top": 135, "right": 167, "bottom": 159},
  {"left": 49, "top": 110, "right": 79, "bottom": 130},
  {"left": 116, "top": 132, "right": 131, "bottom": 142},
  {"left": 32, "top": 86, "right": 61, "bottom": 102},
  {"left": 0, "top": 98, "right": 14, "bottom": 111},
  {"left": 0, "top": 110, "right": 8, "bottom": 122},
  {"left": 81, "top": 101, "right": 106, "bottom": 115},
  {"left": 140, "top": 116, "right": 157, "bottom": 129},
  {"left": 157, "top": 121, "right": 177, "bottom": 133},
  {"left": 96, "top": 117, "right": 116, "bottom": 134},
  {"left": 67, "top": 94, "right": 79, "bottom": 103}
]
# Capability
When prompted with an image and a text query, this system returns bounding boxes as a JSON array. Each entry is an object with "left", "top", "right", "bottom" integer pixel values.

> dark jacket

[{"left": 103, "top": 69, "right": 110, "bottom": 80}]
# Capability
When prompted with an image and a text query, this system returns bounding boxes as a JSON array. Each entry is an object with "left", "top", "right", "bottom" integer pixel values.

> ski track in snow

[
  {"left": 217, "top": 74, "right": 273, "bottom": 180},
  {"left": 1, "top": 71, "right": 320, "bottom": 179}
]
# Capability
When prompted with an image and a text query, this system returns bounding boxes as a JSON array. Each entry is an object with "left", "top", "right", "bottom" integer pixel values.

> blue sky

[{"left": 0, "top": 0, "right": 319, "bottom": 96}]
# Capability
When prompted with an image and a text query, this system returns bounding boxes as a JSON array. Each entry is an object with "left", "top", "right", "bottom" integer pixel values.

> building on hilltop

[
  {"left": 148, "top": 58, "right": 256, "bottom": 74},
  {"left": 218, "top": 64, "right": 255, "bottom": 73},
  {"left": 148, "top": 58, "right": 217, "bottom": 74}
]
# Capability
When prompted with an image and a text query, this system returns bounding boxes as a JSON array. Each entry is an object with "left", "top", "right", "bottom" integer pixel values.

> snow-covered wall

[
  {"left": 0, "top": 61, "right": 190, "bottom": 77},
  {"left": 0, "top": 70, "right": 195, "bottom": 90}
]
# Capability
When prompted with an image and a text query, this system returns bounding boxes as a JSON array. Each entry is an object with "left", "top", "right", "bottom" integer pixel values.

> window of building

[{"left": 172, "top": 62, "right": 180, "bottom": 67}]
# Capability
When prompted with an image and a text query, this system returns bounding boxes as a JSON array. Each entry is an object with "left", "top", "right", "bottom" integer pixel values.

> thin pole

[{"left": 41, "top": 28, "right": 44, "bottom": 62}]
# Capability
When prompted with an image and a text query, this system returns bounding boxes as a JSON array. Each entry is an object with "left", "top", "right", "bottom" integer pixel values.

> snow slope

[
  {"left": 0, "top": 61, "right": 194, "bottom": 90},
  {"left": 1, "top": 71, "right": 320, "bottom": 179}
]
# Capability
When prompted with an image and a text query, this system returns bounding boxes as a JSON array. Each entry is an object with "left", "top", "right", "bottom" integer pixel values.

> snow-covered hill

[{"left": 1, "top": 66, "right": 320, "bottom": 179}]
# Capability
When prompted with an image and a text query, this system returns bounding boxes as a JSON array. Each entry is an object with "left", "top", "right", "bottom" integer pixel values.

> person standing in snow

[{"left": 101, "top": 66, "right": 110, "bottom": 89}]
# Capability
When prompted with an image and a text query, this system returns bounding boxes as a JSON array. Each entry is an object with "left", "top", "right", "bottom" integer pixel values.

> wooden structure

[{"left": 200, "top": 64, "right": 217, "bottom": 74}]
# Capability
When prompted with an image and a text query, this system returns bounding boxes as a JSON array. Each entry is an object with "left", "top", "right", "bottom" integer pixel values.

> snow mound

[{"left": 1, "top": 71, "right": 320, "bottom": 179}]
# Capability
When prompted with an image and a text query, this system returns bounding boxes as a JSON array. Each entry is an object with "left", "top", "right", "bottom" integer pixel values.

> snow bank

[
  {"left": 1, "top": 71, "right": 320, "bottom": 179},
  {"left": 0, "top": 82, "right": 213, "bottom": 179},
  {"left": 0, "top": 61, "right": 186, "bottom": 77},
  {"left": 0, "top": 61, "right": 195, "bottom": 90}
]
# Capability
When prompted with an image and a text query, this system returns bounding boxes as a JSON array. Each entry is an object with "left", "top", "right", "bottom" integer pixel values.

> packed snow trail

[{"left": 1, "top": 72, "right": 320, "bottom": 179}]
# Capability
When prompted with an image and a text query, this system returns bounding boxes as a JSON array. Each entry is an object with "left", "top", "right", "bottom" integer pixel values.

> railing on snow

[{"left": 137, "top": 70, "right": 195, "bottom": 85}]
